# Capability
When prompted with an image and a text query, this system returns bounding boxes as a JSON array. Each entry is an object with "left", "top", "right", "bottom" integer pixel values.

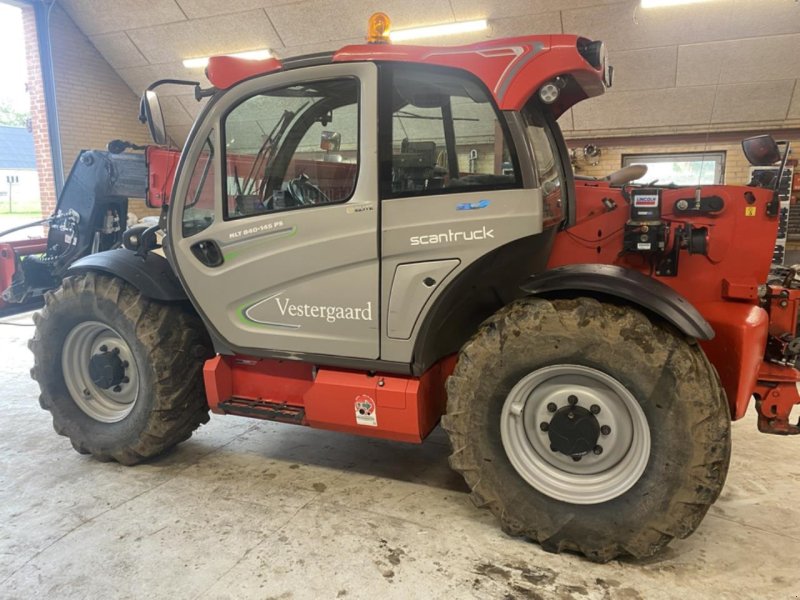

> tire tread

[{"left": 442, "top": 296, "right": 731, "bottom": 562}]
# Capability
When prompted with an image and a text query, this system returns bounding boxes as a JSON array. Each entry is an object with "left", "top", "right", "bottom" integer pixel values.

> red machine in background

[{"left": 0, "top": 143, "right": 167, "bottom": 316}]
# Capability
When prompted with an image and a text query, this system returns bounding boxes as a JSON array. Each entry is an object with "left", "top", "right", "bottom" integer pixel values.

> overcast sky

[{"left": 0, "top": 3, "right": 29, "bottom": 112}]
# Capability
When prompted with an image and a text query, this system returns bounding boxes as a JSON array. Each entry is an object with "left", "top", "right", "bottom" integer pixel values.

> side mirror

[
  {"left": 140, "top": 90, "right": 167, "bottom": 146},
  {"left": 742, "top": 135, "right": 781, "bottom": 166}
]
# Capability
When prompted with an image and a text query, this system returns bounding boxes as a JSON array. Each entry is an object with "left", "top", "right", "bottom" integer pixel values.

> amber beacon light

[{"left": 367, "top": 12, "right": 392, "bottom": 44}]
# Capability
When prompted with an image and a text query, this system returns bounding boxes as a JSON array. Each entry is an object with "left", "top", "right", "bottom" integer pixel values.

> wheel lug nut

[
  {"left": 99, "top": 345, "right": 108, "bottom": 352},
  {"left": 547, "top": 402, "right": 557, "bottom": 413},
  {"left": 539, "top": 422, "right": 549, "bottom": 432},
  {"left": 111, "top": 347, "right": 120, "bottom": 355},
  {"left": 121, "top": 376, "right": 129, "bottom": 384},
  {"left": 550, "top": 444, "right": 558, "bottom": 452},
  {"left": 571, "top": 455, "right": 582, "bottom": 462},
  {"left": 593, "top": 445, "right": 603, "bottom": 455},
  {"left": 113, "top": 385, "right": 122, "bottom": 392},
  {"left": 590, "top": 404, "right": 600, "bottom": 414},
  {"left": 568, "top": 395, "right": 578, "bottom": 405},
  {"left": 600, "top": 425, "right": 611, "bottom": 435},
  {"left": 121, "top": 360, "right": 129, "bottom": 368}
]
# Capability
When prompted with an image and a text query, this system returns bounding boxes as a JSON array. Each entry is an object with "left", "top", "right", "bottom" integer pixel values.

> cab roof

[{"left": 205, "top": 34, "right": 606, "bottom": 117}]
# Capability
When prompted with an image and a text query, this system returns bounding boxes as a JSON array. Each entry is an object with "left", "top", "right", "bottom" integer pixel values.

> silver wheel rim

[
  {"left": 500, "top": 364, "right": 650, "bottom": 505},
  {"left": 62, "top": 321, "right": 140, "bottom": 423}
]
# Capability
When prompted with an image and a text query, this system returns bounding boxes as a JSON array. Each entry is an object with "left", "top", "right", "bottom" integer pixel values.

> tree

[{"left": 0, "top": 99, "right": 30, "bottom": 127}]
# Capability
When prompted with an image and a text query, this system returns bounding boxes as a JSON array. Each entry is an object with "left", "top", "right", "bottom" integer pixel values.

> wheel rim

[
  {"left": 500, "top": 364, "right": 650, "bottom": 505},
  {"left": 62, "top": 321, "right": 140, "bottom": 423}
]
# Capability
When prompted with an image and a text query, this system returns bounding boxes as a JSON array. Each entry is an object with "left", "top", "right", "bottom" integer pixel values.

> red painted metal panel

[
  {"left": 203, "top": 355, "right": 232, "bottom": 414},
  {"left": 206, "top": 56, "right": 283, "bottom": 90},
  {"left": 201, "top": 354, "right": 455, "bottom": 443},
  {"left": 202, "top": 35, "right": 604, "bottom": 115},
  {"left": 548, "top": 182, "right": 780, "bottom": 419},
  {"left": 697, "top": 303, "right": 768, "bottom": 420}
]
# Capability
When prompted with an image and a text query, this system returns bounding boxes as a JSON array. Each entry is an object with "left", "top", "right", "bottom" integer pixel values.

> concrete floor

[{"left": 1, "top": 311, "right": 798, "bottom": 600}]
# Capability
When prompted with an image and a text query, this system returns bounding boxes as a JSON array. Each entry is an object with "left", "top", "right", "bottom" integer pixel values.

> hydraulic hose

[{"left": 0, "top": 217, "right": 53, "bottom": 240}]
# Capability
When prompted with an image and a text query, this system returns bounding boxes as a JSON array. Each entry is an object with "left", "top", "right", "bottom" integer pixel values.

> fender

[
  {"left": 521, "top": 264, "right": 714, "bottom": 341},
  {"left": 67, "top": 248, "right": 187, "bottom": 302}
]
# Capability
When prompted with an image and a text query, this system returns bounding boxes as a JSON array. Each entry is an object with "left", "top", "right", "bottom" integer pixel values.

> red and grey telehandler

[{"left": 24, "top": 15, "right": 798, "bottom": 561}]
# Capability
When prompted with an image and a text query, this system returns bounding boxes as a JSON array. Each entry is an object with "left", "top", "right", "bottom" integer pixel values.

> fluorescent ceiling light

[
  {"left": 182, "top": 49, "right": 272, "bottom": 69},
  {"left": 389, "top": 19, "right": 488, "bottom": 42},
  {"left": 641, "top": 0, "right": 717, "bottom": 7}
]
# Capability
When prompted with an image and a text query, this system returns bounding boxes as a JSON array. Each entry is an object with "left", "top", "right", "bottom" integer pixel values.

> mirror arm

[
  {"left": 138, "top": 79, "right": 205, "bottom": 125},
  {"left": 146, "top": 78, "right": 201, "bottom": 92},
  {"left": 195, "top": 86, "right": 217, "bottom": 100},
  {"left": 141, "top": 78, "right": 216, "bottom": 101}
]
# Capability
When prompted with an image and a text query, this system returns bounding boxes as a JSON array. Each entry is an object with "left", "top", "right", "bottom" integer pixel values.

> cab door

[
  {"left": 169, "top": 63, "right": 379, "bottom": 359},
  {"left": 377, "top": 64, "right": 550, "bottom": 365}
]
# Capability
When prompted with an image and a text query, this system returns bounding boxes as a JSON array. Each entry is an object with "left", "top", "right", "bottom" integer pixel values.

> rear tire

[
  {"left": 29, "top": 272, "right": 212, "bottom": 465},
  {"left": 442, "top": 296, "right": 730, "bottom": 562}
]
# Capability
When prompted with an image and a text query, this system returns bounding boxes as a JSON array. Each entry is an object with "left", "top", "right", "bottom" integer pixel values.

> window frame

[
  {"left": 377, "top": 63, "right": 523, "bottom": 201},
  {"left": 181, "top": 134, "right": 216, "bottom": 238},
  {"left": 621, "top": 151, "right": 726, "bottom": 186},
  {"left": 219, "top": 75, "right": 362, "bottom": 222}
]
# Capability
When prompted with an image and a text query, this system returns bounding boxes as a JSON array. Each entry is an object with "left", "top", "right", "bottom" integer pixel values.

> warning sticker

[
  {"left": 355, "top": 395, "right": 377, "bottom": 427},
  {"left": 745, "top": 206, "right": 757, "bottom": 217}
]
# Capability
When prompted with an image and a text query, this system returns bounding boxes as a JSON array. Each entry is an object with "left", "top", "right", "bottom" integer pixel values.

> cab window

[
  {"left": 222, "top": 78, "right": 359, "bottom": 220},
  {"left": 380, "top": 65, "right": 520, "bottom": 199},
  {"left": 181, "top": 136, "right": 215, "bottom": 237},
  {"left": 523, "top": 105, "right": 566, "bottom": 225}
]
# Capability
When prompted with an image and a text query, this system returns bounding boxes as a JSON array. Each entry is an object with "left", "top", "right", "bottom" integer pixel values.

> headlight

[{"left": 577, "top": 39, "right": 606, "bottom": 70}]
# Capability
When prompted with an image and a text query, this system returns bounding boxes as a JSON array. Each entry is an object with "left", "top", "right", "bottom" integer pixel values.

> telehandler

[{"left": 28, "top": 15, "right": 798, "bottom": 561}]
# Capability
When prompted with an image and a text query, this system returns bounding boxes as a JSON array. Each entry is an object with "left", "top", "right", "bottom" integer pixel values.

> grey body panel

[
  {"left": 69, "top": 249, "right": 187, "bottom": 302},
  {"left": 380, "top": 187, "right": 544, "bottom": 363},
  {"left": 521, "top": 264, "right": 714, "bottom": 340},
  {"left": 387, "top": 259, "right": 460, "bottom": 339},
  {"left": 169, "top": 63, "right": 380, "bottom": 359}
]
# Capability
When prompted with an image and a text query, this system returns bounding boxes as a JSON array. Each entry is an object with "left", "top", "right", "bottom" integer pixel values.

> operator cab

[{"left": 138, "top": 21, "right": 610, "bottom": 370}]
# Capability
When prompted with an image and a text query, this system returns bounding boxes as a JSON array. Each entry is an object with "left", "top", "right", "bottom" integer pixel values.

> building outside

[{"left": 0, "top": 124, "right": 39, "bottom": 215}]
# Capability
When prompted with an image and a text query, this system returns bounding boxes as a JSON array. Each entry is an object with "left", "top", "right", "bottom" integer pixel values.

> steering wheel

[{"left": 286, "top": 173, "right": 330, "bottom": 206}]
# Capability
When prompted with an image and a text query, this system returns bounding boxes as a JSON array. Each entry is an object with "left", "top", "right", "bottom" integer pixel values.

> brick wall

[
  {"left": 566, "top": 136, "right": 799, "bottom": 187},
  {"left": 23, "top": 4, "right": 157, "bottom": 219},
  {"left": 21, "top": 5, "right": 56, "bottom": 218}
]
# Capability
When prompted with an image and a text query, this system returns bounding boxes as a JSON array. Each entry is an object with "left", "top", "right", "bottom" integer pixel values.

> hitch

[{"left": 754, "top": 362, "right": 800, "bottom": 435}]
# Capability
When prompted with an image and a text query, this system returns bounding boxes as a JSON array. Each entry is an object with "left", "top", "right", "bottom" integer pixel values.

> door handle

[{"left": 190, "top": 239, "right": 224, "bottom": 267}]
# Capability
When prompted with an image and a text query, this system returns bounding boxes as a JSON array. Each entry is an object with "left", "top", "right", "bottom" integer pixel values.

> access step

[{"left": 217, "top": 397, "right": 305, "bottom": 424}]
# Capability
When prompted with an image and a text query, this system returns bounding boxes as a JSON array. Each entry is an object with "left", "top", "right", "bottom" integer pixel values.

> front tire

[
  {"left": 442, "top": 297, "right": 730, "bottom": 562},
  {"left": 29, "top": 272, "right": 212, "bottom": 465}
]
